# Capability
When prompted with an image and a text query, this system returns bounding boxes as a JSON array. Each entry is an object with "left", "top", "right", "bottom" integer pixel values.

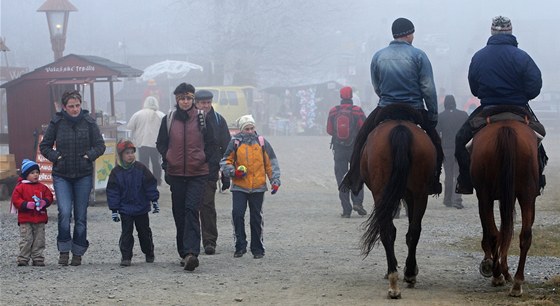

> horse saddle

[{"left": 466, "top": 106, "right": 545, "bottom": 151}]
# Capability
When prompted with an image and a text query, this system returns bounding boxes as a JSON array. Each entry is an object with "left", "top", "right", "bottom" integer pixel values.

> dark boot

[{"left": 538, "top": 145, "right": 548, "bottom": 191}]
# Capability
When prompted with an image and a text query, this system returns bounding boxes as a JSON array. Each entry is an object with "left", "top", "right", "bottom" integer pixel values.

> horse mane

[{"left": 374, "top": 104, "right": 423, "bottom": 126}]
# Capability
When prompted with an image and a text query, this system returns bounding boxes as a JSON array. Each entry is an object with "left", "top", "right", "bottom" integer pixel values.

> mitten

[
  {"left": 152, "top": 201, "right": 160, "bottom": 214},
  {"left": 271, "top": 184, "right": 279, "bottom": 195},
  {"left": 111, "top": 210, "right": 120, "bottom": 222},
  {"left": 221, "top": 175, "right": 231, "bottom": 191},
  {"left": 235, "top": 165, "right": 247, "bottom": 178},
  {"left": 25, "top": 201, "right": 36, "bottom": 210},
  {"left": 38, "top": 199, "right": 47, "bottom": 210}
]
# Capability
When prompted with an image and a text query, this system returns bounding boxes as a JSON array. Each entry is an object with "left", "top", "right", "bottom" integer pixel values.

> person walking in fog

[
  {"left": 326, "top": 86, "right": 367, "bottom": 218},
  {"left": 455, "top": 16, "right": 547, "bottom": 194},
  {"left": 195, "top": 90, "right": 231, "bottom": 255},
  {"left": 156, "top": 83, "right": 218, "bottom": 271},
  {"left": 437, "top": 95, "right": 468, "bottom": 209},
  {"left": 107, "top": 139, "right": 160, "bottom": 267},
  {"left": 221, "top": 115, "right": 281, "bottom": 259},
  {"left": 10, "top": 159, "right": 54, "bottom": 266},
  {"left": 127, "top": 96, "right": 165, "bottom": 185},
  {"left": 341, "top": 17, "right": 443, "bottom": 196},
  {"left": 39, "top": 90, "right": 106, "bottom": 267}
]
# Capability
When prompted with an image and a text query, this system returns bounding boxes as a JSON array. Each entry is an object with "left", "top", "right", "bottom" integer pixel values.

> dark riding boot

[
  {"left": 423, "top": 119, "right": 443, "bottom": 195},
  {"left": 455, "top": 147, "right": 473, "bottom": 194},
  {"left": 538, "top": 145, "right": 548, "bottom": 191}
]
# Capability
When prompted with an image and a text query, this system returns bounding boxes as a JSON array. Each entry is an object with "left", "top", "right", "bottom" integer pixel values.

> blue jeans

[{"left": 53, "top": 175, "right": 93, "bottom": 256}]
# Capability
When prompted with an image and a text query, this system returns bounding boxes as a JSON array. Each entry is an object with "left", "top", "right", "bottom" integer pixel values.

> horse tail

[
  {"left": 497, "top": 126, "right": 516, "bottom": 259},
  {"left": 361, "top": 124, "right": 411, "bottom": 256}
]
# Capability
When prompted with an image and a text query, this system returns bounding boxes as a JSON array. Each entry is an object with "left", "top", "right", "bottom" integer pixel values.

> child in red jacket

[{"left": 10, "top": 159, "right": 54, "bottom": 266}]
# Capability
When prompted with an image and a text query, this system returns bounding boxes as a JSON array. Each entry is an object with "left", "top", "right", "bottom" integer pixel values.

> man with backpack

[{"left": 326, "top": 86, "right": 367, "bottom": 218}]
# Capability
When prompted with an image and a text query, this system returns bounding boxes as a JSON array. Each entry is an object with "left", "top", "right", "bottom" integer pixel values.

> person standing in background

[
  {"left": 40, "top": 90, "right": 106, "bottom": 267},
  {"left": 194, "top": 89, "right": 231, "bottom": 255},
  {"left": 437, "top": 95, "right": 468, "bottom": 209},
  {"left": 127, "top": 96, "right": 165, "bottom": 185},
  {"left": 326, "top": 86, "right": 367, "bottom": 218}
]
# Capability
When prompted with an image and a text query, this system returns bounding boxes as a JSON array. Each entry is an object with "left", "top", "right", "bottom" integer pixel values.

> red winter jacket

[{"left": 11, "top": 178, "right": 54, "bottom": 225}]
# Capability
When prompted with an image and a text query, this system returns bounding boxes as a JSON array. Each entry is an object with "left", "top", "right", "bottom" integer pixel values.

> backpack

[
  {"left": 332, "top": 106, "right": 357, "bottom": 146},
  {"left": 233, "top": 135, "right": 267, "bottom": 169}
]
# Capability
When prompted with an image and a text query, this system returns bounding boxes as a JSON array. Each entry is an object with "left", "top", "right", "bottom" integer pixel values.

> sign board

[
  {"left": 36, "top": 135, "right": 55, "bottom": 199},
  {"left": 94, "top": 138, "right": 116, "bottom": 190}
]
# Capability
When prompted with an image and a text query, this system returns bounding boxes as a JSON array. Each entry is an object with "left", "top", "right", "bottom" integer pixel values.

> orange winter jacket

[{"left": 220, "top": 133, "right": 281, "bottom": 193}]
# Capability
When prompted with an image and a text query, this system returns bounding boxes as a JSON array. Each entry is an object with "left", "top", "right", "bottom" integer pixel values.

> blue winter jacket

[
  {"left": 370, "top": 40, "right": 438, "bottom": 122},
  {"left": 106, "top": 161, "right": 159, "bottom": 216},
  {"left": 468, "top": 34, "right": 542, "bottom": 106}
]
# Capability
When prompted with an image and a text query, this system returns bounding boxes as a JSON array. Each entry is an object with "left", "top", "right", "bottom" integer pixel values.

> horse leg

[
  {"left": 509, "top": 197, "right": 535, "bottom": 297},
  {"left": 477, "top": 193, "right": 499, "bottom": 279},
  {"left": 380, "top": 221, "right": 399, "bottom": 298},
  {"left": 403, "top": 195, "right": 426, "bottom": 288}
]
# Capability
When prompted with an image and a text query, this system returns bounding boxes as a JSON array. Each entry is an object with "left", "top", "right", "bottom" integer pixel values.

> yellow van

[{"left": 197, "top": 86, "right": 254, "bottom": 128}]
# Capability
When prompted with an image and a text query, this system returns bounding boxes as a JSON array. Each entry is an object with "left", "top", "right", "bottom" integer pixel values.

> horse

[
  {"left": 470, "top": 119, "right": 540, "bottom": 297},
  {"left": 358, "top": 106, "right": 437, "bottom": 299}
]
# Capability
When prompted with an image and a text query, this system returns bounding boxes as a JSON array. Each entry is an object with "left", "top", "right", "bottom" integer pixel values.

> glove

[
  {"left": 26, "top": 201, "right": 36, "bottom": 210},
  {"left": 235, "top": 165, "right": 247, "bottom": 178},
  {"left": 152, "top": 201, "right": 160, "bottom": 214},
  {"left": 271, "top": 184, "right": 279, "bottom": 195},
  {"left": 37, "top": 200, "right": 47, "bottom": 210},
  {"left": 221, "top": 175, "right": 231, "bottom": 191},
  {"left": 111, "top": 210, "right": 120, "bottom": 222}
]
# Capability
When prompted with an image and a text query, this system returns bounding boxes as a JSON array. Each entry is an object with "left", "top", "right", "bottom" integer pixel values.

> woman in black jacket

[{"left": 39, "top": 90, "right": 106, "bottom": 266}]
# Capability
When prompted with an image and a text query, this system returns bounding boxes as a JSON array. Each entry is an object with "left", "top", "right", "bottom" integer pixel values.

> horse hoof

[
  {"left": 509, "top": 280, "right": 523, "bottom": 297},
  {"left": 479, "top": 259, "right": 493, "bottom": 278},
  {"left": 387, "top": 289, "right": 401, "bottom": 299},
  {"left": 492, "top": 275, "right": 505, "bottom": 287}
]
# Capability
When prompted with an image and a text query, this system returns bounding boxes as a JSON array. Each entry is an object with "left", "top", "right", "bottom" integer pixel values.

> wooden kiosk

[{"left": 0, "top": 54, "right": 142, "bottom": 197}]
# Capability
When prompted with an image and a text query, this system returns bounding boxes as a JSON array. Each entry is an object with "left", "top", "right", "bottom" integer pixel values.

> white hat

[{"left": 237, "top": 114, "right": 256, "bottom": 130}]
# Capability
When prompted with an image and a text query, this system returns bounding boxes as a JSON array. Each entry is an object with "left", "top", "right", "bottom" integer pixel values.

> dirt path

[{"left": 1, "top": 135, "right": 559, "bottom": 305}]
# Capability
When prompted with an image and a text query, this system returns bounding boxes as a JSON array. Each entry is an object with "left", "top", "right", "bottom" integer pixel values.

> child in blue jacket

[{"left": 106, "top": 140, "right": 160, "bottom": 266}]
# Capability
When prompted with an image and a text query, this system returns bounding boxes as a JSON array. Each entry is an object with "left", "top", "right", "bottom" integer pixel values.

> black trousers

[
  {"left": 200, "top": 180, "right": 218, "bottom": 248},
  {"left": 119, "top": 213, "right": 154, "bottom": 260}
]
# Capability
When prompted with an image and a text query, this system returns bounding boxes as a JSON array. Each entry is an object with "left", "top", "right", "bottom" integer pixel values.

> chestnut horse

[
  {"left": 470, "top": 120, "right": 539, "bottom": 297},
  {"left": 360, "top": 116, "right": 436, "bottom": 299}
]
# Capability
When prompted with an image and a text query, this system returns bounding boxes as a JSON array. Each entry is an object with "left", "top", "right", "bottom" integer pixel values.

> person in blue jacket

[
  {"left": 455, "top": 16, "right": 547, "bottom": 194},
  {"left": 106, "top": 139, "right": 160, "bottom": 267}
]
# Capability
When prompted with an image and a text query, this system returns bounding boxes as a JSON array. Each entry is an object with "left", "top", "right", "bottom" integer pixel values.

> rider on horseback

[
  {"left": 455, "top": 16, "right": 547, "bottom": 194},
  {"left": 341, "top": 17, "right": 443, "bottom": 195}
]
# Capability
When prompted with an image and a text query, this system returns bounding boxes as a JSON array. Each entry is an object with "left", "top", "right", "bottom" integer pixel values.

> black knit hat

[
  {"left": 443, "top": 95, "right": 456, "bottom": 110},
  {"left": 173, "top": 83, "right": 195, "bottom": 95},
  {"left": 392, "top": 17, "right": 415, "bottom": 38}
]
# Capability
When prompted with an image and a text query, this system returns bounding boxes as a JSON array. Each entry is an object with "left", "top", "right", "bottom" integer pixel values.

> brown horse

[
  {"left": 360, "top": 116, "right": 436, "bottom": 299},
  {"left": 470, "top": 120, "right": 539, "bottom": 297}
]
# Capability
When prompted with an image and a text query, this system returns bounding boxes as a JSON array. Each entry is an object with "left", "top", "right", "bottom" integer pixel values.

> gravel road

[{"left": 1, "top": 135, "right": 559, "bottom": 305}]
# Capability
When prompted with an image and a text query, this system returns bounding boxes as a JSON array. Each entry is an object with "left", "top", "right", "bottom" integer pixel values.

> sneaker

[
  {"left": 70, "top": 255, "right": 82, "bottom": 266},
  {"left": 340, "top": 213, "right": 351, "bottom": 218},
  {"left": 204, "top": 245, "right": 216, "bottom": 255},
  {"left": 58, "top": 252, "right": 69, "bottom": 266},
  {"left": 120, "top": 259, "right": 131, "bottom": 267},
  {"left": 146, "top": 255, "right": 155, "bottom": 263},
  {"left": 353, "top": 205, "right": 367, "bottom": 216},
  {"left": 184, "top": 254, "right": 199, "bottom": 271},
  {"left": 453, "top": 202, "right": 464, "bottom": 209},
  {"left": 233, "top": 249, "right": 247, "bottom": 258},
  {"left": 253, "top": 254, "right": 264, "bottom": 259},
  {"left": 17, "top": 260, "right": 28, "bottom": 267},
  {"left": 32, "top": 260, "right": 45, "bottom": 267}
]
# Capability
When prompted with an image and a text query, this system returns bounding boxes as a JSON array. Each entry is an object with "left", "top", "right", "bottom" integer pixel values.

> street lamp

[{"left": 37, "top": 0, "right": 77, "bottom": 61}]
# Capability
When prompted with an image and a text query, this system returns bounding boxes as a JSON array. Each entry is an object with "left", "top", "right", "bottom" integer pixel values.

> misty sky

[{"left": 1, "top": 0, "right": 560, "bottom": 100}]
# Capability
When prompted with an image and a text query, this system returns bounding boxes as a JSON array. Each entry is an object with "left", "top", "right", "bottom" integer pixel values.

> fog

[{"left": 2, "top": 0, "right": 560, "bottom": 118}]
